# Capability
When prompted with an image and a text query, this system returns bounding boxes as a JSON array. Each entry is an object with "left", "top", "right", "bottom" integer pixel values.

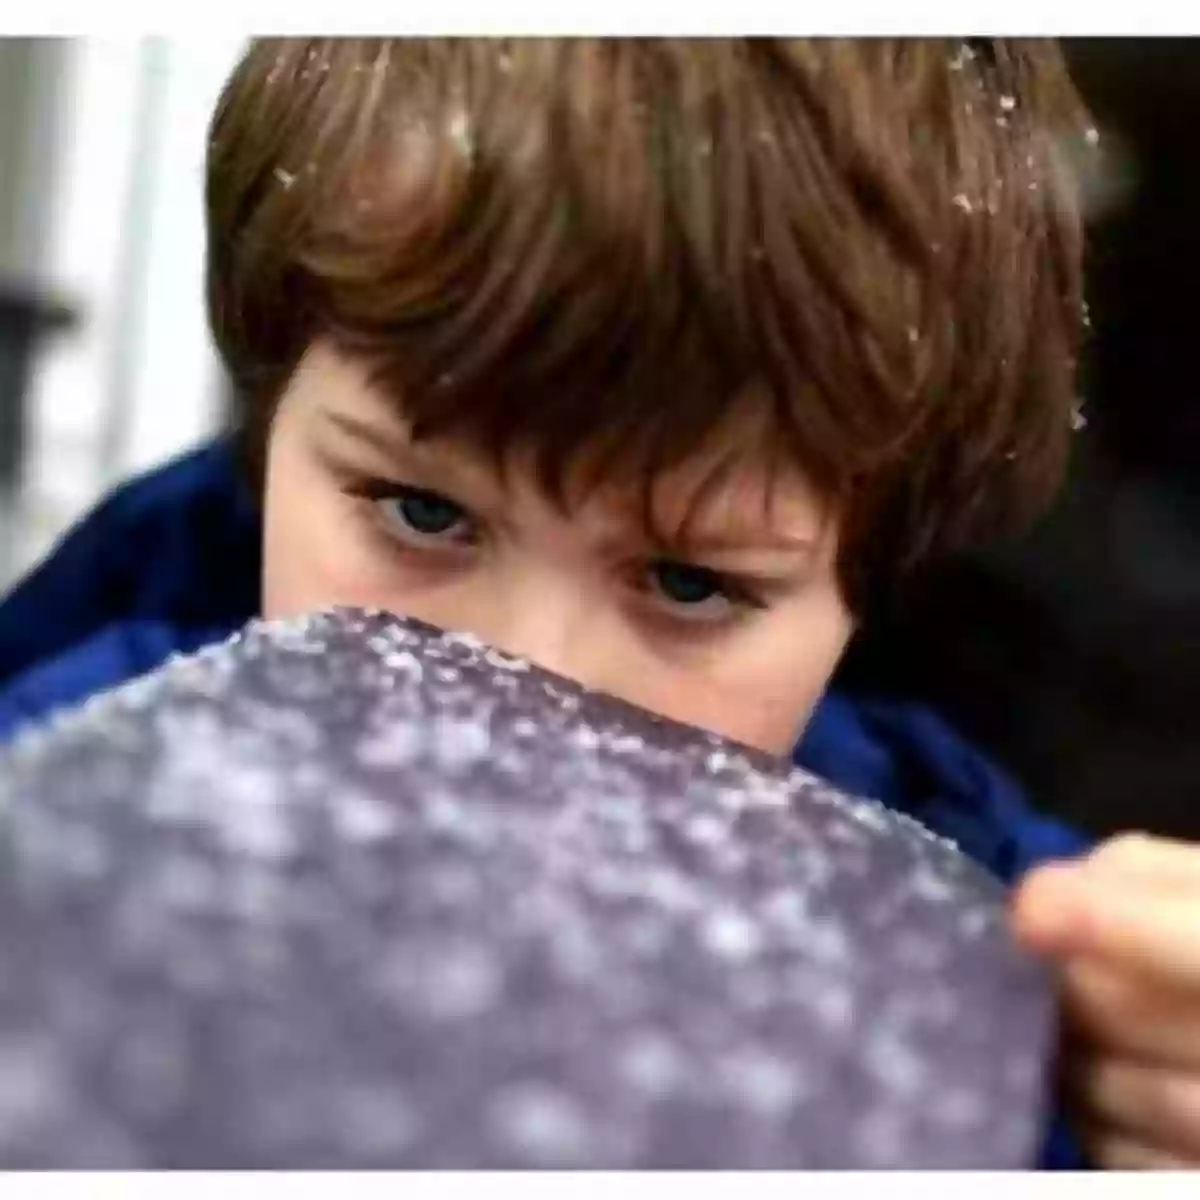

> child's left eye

[
  {"left": 370, "top": 485, "right": 475, "bottom": 545},
  {"left": 647, "top": 559, "right": 762, "bottom": 621},
  {"left": 652, "top": 560, "right": 723, "bottom": 605}
]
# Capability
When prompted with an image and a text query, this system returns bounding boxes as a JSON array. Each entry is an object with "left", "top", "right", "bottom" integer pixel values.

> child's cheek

[
  {"left": 261, "top": 440, "right": 380, "bottom": 620},
  {"left": 635, "top": 652, "right": 837, "bottom": 759},
  {"left": 683, "top": 688, "right": 822, "bottom": 758}
]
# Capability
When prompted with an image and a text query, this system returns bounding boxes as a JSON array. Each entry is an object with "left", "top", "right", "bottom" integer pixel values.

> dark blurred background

[
  {"left": 0, "top": 38, "right": 1197, "bottom": 841},
  {"left": 849, "top": 39, "right": 1200, "bottom": 842}
]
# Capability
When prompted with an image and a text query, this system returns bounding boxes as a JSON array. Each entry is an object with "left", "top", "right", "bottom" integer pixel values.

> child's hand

[{"left": 1013, "top": 834, "right": 1200, "bottom": 1169}]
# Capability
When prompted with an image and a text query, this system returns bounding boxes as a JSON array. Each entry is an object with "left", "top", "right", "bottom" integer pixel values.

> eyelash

[
  {"left": 356, "top": 480, "right": 478, "bottom": 546},
  {"left": 343, "top": 478, "right": 770, "bottom": 620}
]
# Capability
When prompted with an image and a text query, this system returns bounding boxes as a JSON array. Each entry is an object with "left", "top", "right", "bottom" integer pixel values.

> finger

[
  {"left": 1068, "top": 1054, "right": 1200, "bottom": 1160},
  {"left": 1010, "top": 862, "right": 1090, "bottom": 953},
  {"left": 1086, "top": 833, "right": 1200, "bottom": 891},
  {"left": 1076, "top": 1118, "right": 1197, "bottom": 1170},
  {"left": 1014, "top": 835, "right": 1200, "bottom": 956},
  {"left": 1060, "top": 959, "right": 1200, "bottom": 1072},
  {"left": 1013, "top": 868, "right": 1200, "bottom": 989}
]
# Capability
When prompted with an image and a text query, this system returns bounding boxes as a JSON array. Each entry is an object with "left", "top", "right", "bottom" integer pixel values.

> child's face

[{"left": 262, "top": 342, "right": 853, "bottom": 756}]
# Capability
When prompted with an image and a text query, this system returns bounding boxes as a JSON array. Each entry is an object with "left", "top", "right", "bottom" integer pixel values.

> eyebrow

[
  {"left": 323, "top": 409, "right": 420, "bottom": 460},
  {"left": 322, "top": 409, "right": 818, "bottom": 559},
  {"left": 321, "top": 408, "right": 487, "bottom": 491},
  {"left": 613, "top": 493, "right": 819, "bottom": 559},
  {"left": 662, "top": 528, "right": 817, "bottom": 556}
]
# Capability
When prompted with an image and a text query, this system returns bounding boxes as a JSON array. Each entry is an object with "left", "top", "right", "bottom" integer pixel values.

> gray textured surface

[{"left": 0, "top": 607, "right": 1055, "bottom": 1168}]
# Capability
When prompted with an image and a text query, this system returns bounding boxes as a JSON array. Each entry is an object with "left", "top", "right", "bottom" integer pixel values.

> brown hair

[{"left": 205, "top": 38, "right": 1090, "bottom": 613}]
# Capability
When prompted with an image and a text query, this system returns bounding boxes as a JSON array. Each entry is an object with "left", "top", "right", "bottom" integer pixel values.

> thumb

[{"left": 1010, "top": 860, "right": 1092, "bottom": 958}]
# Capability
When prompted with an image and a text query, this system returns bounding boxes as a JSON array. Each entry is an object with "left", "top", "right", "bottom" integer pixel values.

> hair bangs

[
  {"left": 277, "top": 41, "right": 875, "bottom": 528},
  {"left": 208, "top": 38, "right": 1090, "bottom": 609}
]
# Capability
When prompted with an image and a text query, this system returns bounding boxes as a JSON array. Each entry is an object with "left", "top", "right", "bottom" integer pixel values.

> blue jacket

[{"left": 0, "top": 438, "right": 1089, "bottom": 1166}]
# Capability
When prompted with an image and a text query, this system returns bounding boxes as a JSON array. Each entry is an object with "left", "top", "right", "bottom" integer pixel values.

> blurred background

[
  {"left": 0, "top": 38, "right": 242, "bottom": 585},
  {"left": 0, "top": 38, "right": 1197, "bottom": 843},
  {"left": 845, "top": 40, "right": 1200, "bottom": 845}
]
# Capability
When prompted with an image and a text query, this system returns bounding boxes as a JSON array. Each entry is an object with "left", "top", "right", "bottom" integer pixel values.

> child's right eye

[{"left": 370, "top": 485, "right": 476, "bottom": 546}]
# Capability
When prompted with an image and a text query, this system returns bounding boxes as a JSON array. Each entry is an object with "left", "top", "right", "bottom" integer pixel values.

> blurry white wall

[{"left": 5, "top": 37, "right": 246, "bottom": 582}]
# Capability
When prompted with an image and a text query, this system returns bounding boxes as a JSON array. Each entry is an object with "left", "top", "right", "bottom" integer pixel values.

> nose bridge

[{"left": 486, "top": 566, "right": 600, "bottom": 687}]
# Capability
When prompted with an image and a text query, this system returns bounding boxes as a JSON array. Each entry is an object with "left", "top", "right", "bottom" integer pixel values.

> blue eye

[
  {"left": 651, "top": 560, "right": 725, "bottom": 606},
  {"left": 375, "top": 486, "right": 471, "bottom": 542},
  {"left": 397, "top": 489, "right": 463, "bottom": 534}
]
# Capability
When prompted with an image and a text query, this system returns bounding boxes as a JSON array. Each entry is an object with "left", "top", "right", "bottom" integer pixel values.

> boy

[{"left": 3, "top": 39, "right": 1200, "bottom": 1169}]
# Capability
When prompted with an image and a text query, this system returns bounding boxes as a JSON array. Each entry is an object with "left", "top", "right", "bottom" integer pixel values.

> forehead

[{"left": 302, "top": 342, "right": 832, "bottom": 545}]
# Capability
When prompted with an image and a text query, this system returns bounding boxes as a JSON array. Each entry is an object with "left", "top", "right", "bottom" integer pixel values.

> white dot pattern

[{"left": 0, "top": 608, "right": 1056, "bottom": 1167}]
